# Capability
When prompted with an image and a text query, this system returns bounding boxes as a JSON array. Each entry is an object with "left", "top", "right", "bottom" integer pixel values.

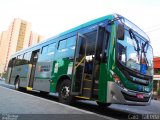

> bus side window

[
  {"left": 66, "top": 36, "right": 76, "bottom": 57},
  {"left": 48, "top": 43, "right": 56, "bottom": 55},
  {"left": 84, "top": 30, "right": 97, "bottom": 55},
  {"left": 39, "top": 43, "right": 56, "bottom": 61},
  {"left": 23, "top": 52, "right": 32, "bottom": 64},
  {"left": 15, "top": 54, "right": 23, "bottom": 66},
  {"left": 66, "top": 36, "right": 76, "bottom": 47},
  {"left": 42, "top": 45, "right": 48, "bottom": 54},
  {"left": 58, "top": 40, "right": 67, "bottom": 50}
]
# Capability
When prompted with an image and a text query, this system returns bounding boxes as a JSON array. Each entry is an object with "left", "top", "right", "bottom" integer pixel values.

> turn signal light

[
  {"left": 110, "top": 70, "right": 124, "bottom": 88},
  {"left": 113, "top": 74, "right": 120, "bottom": 83},
  {"left": 110, "top": 70, "right": 120, "bottom": 82}
]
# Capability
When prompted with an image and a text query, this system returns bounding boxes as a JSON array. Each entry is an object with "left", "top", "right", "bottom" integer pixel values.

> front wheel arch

[{"left": 58, "top": 78, "right": 73, "bottom": 104}]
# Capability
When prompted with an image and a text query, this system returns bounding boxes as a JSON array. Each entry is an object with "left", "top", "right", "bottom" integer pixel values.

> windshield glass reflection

[
  {"left": 117, "top": 30, "right": 153, "bottom": 76},
  {"left": 121, "top": 18, "right": 149, "bottom": 40}
]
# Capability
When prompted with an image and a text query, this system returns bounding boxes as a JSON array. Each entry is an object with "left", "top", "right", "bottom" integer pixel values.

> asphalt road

[
  {"left": 1, "top": 80, "right": 160, "bottom": 120},
  {"left": 0, "top": 82, "right": 114, "bottom": 120}
]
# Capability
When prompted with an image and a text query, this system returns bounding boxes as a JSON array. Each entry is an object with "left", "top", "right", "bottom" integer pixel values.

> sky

[{"left": 0, "top": 0, "right": 160, "bottom": 56}]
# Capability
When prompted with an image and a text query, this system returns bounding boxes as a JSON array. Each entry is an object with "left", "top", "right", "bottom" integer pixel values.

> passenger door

[
  {"left": 28, "top": 50, "right": 39, "bottom": 87},
  {"left": 71, "top": 33, "right": 87, "bottom": 95},
  {"left": 71, "top": 27, "right": 107, "bottom": 98},
  {"left": 7, "top": 58, "right": 16, "bottom": 84}
]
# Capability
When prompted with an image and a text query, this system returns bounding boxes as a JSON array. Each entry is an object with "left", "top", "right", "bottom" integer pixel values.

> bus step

[
  {"left": 83, "top": 79, "right": 98, "bottom": 89},
  {"left": 83, "top": 80, "right": 92, "bottom": 88},
  {"left": 84, "top": 79, "right": 92, "bottom": 82},
  {"left": 84, "top": 73, "right": 92, "bottom": 79},
  {"left": 82, "top": 88, "right": 91, "bottom": 98},
  {"left": 82, "top": 88, "right": 98, "bottom": 98}
]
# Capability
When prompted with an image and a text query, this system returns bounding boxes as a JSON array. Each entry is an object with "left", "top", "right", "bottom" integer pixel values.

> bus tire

[
  {"left": 58, "top": 79, "right": 73, "bottom": 104},
  {"left": 15, "top": 77, "right": 20, "bottom": 90},
  {"left": 96, "top": 101, "right": 111, "bottom": 109}
]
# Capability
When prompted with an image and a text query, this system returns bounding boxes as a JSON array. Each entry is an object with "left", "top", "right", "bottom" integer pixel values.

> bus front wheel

[{"left": 58, "top": 79, "right": 73, "bottom": 104}]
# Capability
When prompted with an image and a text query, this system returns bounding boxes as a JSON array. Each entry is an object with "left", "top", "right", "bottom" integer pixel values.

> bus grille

[
  {"left": 121, "top": 91, "right": 150, "bottom": 102},
  {"left": 130, "top": 76, "right": 150, "bottom": 86}
]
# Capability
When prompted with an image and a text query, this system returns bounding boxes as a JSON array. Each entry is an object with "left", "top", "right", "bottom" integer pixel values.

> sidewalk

[{"left": 0, "top": 86, "right": 111, "bottom": 120}]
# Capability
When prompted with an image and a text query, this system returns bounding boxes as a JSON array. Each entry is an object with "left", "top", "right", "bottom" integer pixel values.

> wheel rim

[
  {"left": 15, "top": 81, "right": 19, "bottom": 89},
  {"left": 61, "top": 86, "right": 70, "bottom": 99}
]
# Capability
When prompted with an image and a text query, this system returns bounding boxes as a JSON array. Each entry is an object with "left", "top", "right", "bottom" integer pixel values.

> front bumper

[{"left": 107, "top": 81, "right": 152, "bottom": 105}]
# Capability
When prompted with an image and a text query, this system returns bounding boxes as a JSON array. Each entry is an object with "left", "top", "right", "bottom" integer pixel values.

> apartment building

[
  {"left": 3, "top": 19, "right": 31, "bottom": 72},
  {"left": 0, "top": 31, "right": 8, "bottom": 73},
  {"left": 0, "top": 18, "right": 44, "bottom": 74},
  {"left": 28, "top": 31, "right": 44, "bottom": 46}
]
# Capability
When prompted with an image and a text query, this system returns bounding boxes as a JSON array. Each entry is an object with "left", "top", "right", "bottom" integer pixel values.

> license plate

[{"left": 136, "top": 94, "right": 144, "bottom": 99}]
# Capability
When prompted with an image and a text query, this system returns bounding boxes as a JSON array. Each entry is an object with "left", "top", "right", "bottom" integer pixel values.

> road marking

[{"left": 0, "top": 86, "right": 117, "bottom": 120}]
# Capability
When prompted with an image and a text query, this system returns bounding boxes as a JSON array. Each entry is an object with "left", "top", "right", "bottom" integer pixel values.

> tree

[{"left": 2, "top": 72, "right": 7, "bottom": 79}]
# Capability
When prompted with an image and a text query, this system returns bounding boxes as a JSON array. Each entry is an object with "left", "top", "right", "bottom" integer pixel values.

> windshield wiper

[
  {"left": 142, "top": 41, "right": 149, "bottom": 53},
  {"left": 142, "top": 41, "right": 149, "bottom": 67},
  {"left": 129, "top": 29, "right": 140, "bottom": 59}
]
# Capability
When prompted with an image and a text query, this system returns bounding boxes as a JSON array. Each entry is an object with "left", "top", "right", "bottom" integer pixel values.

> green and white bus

[{"left": 6, "top": 14, "right": 153, "bottom": 106}]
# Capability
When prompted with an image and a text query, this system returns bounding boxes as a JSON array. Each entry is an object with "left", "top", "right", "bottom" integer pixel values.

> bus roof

[
  {"left": 10, "top": 14, "right": 114, "bottom": 58},
  {"left": 58, "top": 14, "right": 113, "bottom": 37}
]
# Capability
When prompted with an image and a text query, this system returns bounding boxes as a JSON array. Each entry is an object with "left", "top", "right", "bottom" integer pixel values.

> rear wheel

[
  {"left": 58, "top": 79, "right": 73, "bottom": 104},
  {"left": 15, "top": 77, "right": 20, "bottom": 90}
]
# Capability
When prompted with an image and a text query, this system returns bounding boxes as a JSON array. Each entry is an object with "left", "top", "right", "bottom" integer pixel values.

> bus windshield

[
  {"left": 122, "top": 18, "right": 150, "bottom": 40},
  {"left": 117, "top": 29, "right": 153, "bottom": 76}
]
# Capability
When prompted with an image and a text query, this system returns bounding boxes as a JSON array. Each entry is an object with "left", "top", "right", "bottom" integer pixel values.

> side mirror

[{"left": 117, "top": 24, "right": 124, "bottom": 40}]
